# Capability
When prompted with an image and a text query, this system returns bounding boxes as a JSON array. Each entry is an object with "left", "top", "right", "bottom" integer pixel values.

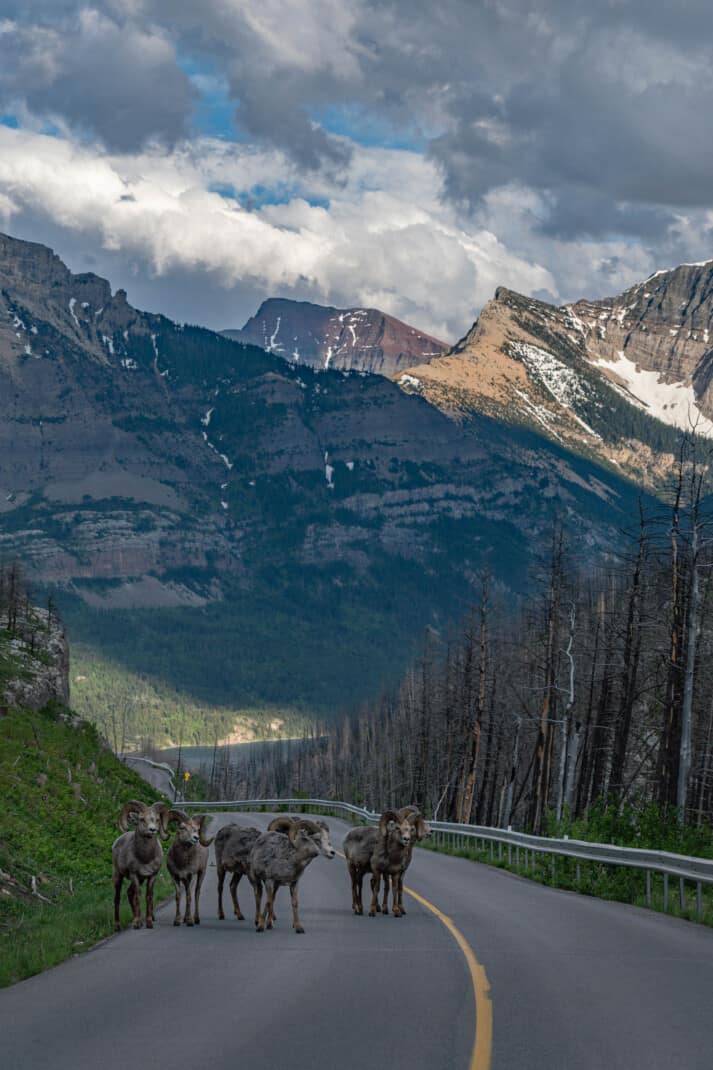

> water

[{"left": 156, "top": 737, "right": 311, "bottom": 775}]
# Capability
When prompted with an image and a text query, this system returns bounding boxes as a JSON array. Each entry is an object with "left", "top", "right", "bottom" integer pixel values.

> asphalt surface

[{"left": 2, "top": 812, "right": 713, "bottom": 1069}]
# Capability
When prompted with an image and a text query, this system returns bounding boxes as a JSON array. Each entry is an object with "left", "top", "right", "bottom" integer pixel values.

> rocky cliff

[
  {"left": 398, "top": 262, "right": 713, "bottom": 488},
  {"left": 224, "top": 297, "right": 448, "bottom": 375},
  {"left": 0, "top": 607, "right": 70, "bottom": 711}
]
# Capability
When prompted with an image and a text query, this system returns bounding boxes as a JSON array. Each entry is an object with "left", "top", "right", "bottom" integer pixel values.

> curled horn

[
  {"left": 196, "top": 814, "right": 215, "bottom": 847},
  {"left": 379, "top": 810, "right": 400, "bottom": 837},
  {"left": 397, "top": 805, "right": 420, "bottom": 823},
  {"left": 268, "top": 816, "right": 295, "bottom": 834},
  {"left": 167, "top": 808, "right": 189, "bottom": 825},
  {"left": 288, "top": 819, "right": 320, "bottom": 846},
  {"left": 413, "top": 815, "right": 430, "bottom": 840},
  {"left": 153, "top": 802, "right": 170, "bottom": 840},
  {"left": 118, "top": 800, "right": 147, "bottom": 832}
]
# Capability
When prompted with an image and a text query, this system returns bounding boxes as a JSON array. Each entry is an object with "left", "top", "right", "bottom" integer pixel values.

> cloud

[
  {"left": 1, "top": 1, "right": 713, "bottom": 337},
  {"left": 0, "top": 125, "right": 557, "bottom": 339},
  {"left": 0, "top": 9, "right": 194, "bottom": 151}
]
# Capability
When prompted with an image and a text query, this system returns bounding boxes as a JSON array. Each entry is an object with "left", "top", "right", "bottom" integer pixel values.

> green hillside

[{"left": 0, "top": 701, "right": 172, "bottom": 987}]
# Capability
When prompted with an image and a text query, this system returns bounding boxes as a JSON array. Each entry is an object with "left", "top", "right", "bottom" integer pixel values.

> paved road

[{"left": 2, "top": 812, "right": 713, "bottom": 1069}]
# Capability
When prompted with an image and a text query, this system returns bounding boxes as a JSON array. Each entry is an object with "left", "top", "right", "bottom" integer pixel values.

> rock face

[
  {"left": 398, "top": 262, "right": 713, "bottom": 488},
  {"left": 1, "top": 610, "right": 70, "bottom": 710},
  {"left": 224, "top": 297, "right": 448, "bottom": 375},
  {"left": 0, "top": 231, "right": 656, "bottom": 710}
]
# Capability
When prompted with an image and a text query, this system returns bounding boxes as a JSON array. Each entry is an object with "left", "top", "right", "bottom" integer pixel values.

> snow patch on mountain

[
  {"left": 509, "top": 342, "right": 597, "bottom": 436},
  {"left": 590, "top": 351, "right": 713, "bottom": 438}
]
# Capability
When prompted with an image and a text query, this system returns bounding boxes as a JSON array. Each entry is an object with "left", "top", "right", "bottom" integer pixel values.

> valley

[{"left": 0, "top": 231, "right": 661, "bottom": 742}]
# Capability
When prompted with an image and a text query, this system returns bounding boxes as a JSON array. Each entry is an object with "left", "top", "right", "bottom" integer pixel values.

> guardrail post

[
  {"left": 697, "top": 882, "right": 702, "bottom": 922},
  {"left": 516, "top": 846, "right": 520, "bottom": 869},
  {"left": 497, "top": 841, "right": 502, "bottom": 862},
  {"left": 551, "top": 856, "right": 556, "bottom": 885},
  {"left": 490, "top": 840, "right": 495, "bottom": 861},
  {"left": 679, "top": 878, "right": 685, "bottom": 912},
  {"left": 576, "top": 863, "right": 581, "bottom": 884},
  {"left": 663, "top": 873, "right": 669, "bottom": 913},
  {"left": 646, "top": 870, "right": 651, "bottom": 907},
  {"left": 508, "top": 843, "right": 512, "bottom": 866}
]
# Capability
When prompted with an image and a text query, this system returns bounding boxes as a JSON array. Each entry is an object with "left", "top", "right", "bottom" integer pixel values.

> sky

[{"left": 0, "top": 1, "right": 712, "bottom": 343}]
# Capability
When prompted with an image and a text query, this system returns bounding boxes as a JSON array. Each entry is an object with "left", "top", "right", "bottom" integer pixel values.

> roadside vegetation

[
  {"left": 0, "top": 702, "right": 172, "bottom": 988},
  {"left": 422, "top": 800, "right": 713, "bottom": 927}
]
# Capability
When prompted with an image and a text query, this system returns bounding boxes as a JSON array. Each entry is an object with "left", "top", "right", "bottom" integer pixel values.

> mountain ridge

[
  {"left": 396, "top": 262, "right": 713, "bottom": 487},
  {"left": 0, "top": 230, "right": 658, "bottom": 721},
  {"left": 223, "top": 296, "right": 448, "bottom": 376}
]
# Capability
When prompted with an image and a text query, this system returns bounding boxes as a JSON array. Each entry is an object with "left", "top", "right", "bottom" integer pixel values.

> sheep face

[
  {"left": 389, "top": 816, "right": 413, "bottom": 847},
  {"left": 133, "top": 808, "right": 162, "bottom": 838},
  {"left": 172, "top": 817, "right": 202, "bottom": 846},
  {"left": 294, "top": 824, "right": 336, "bottom": 859}
]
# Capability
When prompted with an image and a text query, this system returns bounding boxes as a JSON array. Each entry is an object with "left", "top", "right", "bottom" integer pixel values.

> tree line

[
  {"left": 224, "top": 438, "right": 713, "bottom": 834},
  {"left": 0, "top": 561, "right": 57, "bottom": 649}
]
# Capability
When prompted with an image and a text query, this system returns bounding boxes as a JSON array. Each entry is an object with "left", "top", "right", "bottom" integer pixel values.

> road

[{"left": 2, "top": 812, "right": 713, "bottom": 1069}]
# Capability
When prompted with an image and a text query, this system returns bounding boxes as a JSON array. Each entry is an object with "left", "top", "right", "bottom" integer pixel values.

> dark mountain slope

[{"left": 0, "top": 232, "right": 653, "bottom": 724}]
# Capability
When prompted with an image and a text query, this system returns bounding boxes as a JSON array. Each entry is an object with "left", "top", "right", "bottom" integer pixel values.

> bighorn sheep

[
  {"left": 249, "top": 819, "right": 335, "bottom": 933},
  {"left": 215, "top": 823, "right": 262, "bottom": 920},
  {"left": 387, "top": 806, "right": 431, "bottom": 917},
  {"left": 165, "top": 810, "right": 215, "bottom": 926},
  {"left": 112, "top": 800, "right": 169, "bottom": 931},
  {"left": 343, "top": 809, "right": 414, "bottom": 917}
]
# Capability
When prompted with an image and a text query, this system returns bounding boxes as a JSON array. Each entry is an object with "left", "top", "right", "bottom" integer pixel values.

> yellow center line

[
  {"left": 403, "top": 883, "right": 492, "bottom": 1070},
  {"left": 336, "top": 850, "right": 493, "bottom": 1070}
]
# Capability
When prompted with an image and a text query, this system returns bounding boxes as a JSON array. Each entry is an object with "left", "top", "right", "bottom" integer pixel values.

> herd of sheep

[{"left": 111, "top": 801, "right": 431, "bottom": 933}]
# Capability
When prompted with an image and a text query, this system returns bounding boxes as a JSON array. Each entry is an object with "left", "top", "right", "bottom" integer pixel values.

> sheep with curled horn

[
  {"left": 385, "top": 806, "right": 432, "bottom": 917},
  {"left": 267, "top": 815, "right": 329, "bottom": 834},
  {"left": 266, "top": 815, "right": 296, "bottom": 835},
  {"left": 215, "top": 822, "right": 262, "bottom": 921},
  {"left": 343, "top": 809, "right": 414, "bottom": 917},
  {"left": 112, "top": 800, "right": 169, "bottom": 931},
  {"left": 165, "top": 809, "right": 214, "bottom": 926},
  {"left": 249, "top": 818, "right": 335, "bottom": 934}
]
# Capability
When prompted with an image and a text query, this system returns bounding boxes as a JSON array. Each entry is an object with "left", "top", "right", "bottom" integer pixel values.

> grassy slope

[
  {"left": 68, "top": 645, "right": 311, "bottom": 751},
  {"left": 0, "top": 702, "right": 173, "bottom": 987}
]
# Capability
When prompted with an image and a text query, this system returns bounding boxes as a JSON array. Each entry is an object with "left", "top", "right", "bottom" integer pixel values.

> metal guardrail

[{"left": 180, "top": 797, "right": 713, "bottom": 921}]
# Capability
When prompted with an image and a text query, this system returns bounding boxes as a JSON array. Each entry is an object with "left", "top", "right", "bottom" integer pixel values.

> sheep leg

[
  {"left": 217, "top": 864, "right": 226, "bottom": 920},
  {"left": 396, "top": 873, "right": 406, "bottom": 916},
  {"left": 369, "top": 873, "right": 381, "bottom": 917},
  {"left": 230, "top": 872, "right": 245, "bottom": 920},
  {"left": 381, "top": 874, "right": 390, "bottom": 915},
  {"left": 173, "top": 877, "right": 183, "bottom": 926},
  {"left": 146, "top": 875, "right": 157, "bottom": 929},
  {"left": 264, "top": 889, "right": 275, "bottom": 928},
  {"left": 253, "top": 877, "right": 264, "bottom": 931},
  {"left": 129, "top": 875, "right": 143, "bottom": 929},
  {"left": 113, "top": 874, "right": 123, "bottom": 931},
  {"left": 348, "top": 863, "right": 363, "bottom": 915},
  {"left": 193, "top": 869, "right": 205, "bottom": 924},
  {"left": 264, "top": 880, "right": 276, "bottom": 930},
  {"left": 290, "top": 880, "right": 304, "bottom": 934},
  {"left": 183, "top": 876, "right": 193, "bottom": 925}
]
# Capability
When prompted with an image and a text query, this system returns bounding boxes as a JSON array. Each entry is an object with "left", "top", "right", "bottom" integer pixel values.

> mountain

[
  {"left": 397, "top": 262, "right": 713, "bottom": 487},
  {"left": 223, "top": 297, "right": 448, "bottom": 375},
  {"left": 0, "top": 232, "right": 653, "bottom": 729}
]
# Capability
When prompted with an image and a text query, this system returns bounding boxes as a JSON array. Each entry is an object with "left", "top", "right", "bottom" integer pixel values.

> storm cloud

[{"left": 0, "top": 1, "right": 711, "bottom": 337}]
